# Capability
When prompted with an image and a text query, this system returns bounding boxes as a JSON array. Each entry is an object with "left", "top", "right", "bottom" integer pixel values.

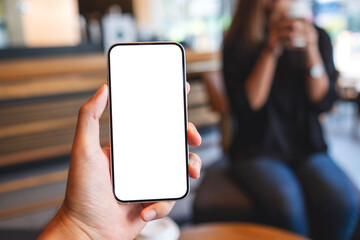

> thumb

[{"left": 73, "top": 83, "right": 108, "bottom": 154}]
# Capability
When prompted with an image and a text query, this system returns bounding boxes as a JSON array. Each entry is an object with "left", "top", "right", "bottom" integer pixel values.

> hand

[
  {"left": 276, "top": 19, "right": 318, "bottom": 51},
  {"left": 266, "top": 12, "right": 319, "bottom": 55},
  {"left": 265, "top": 11, "right": 288, "bottom": 58},
  {"left": 266, "top": 21, "right": 284, "bottom": 58},
  {"left": 38, "top": 82, "right": 202, "bottom": 240}
]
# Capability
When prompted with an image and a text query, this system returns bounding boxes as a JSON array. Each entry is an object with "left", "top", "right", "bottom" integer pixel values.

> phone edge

[{"left": 107, "top": 41, "right": 190, "bottom": 203}]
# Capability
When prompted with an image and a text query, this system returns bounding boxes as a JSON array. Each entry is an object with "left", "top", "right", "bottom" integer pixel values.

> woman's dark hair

[{"left": 223, "top": 0, "right": 265, "bottom": 49}]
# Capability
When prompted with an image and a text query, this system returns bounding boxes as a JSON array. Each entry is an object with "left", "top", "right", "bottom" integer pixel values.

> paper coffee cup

[{"left": 135, "top": 217, "right": 180, "bottom": 240}]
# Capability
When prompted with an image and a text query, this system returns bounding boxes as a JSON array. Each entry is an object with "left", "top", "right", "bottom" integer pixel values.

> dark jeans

[{"left": 231, "top": 153, "right": 359, "bottom": 240}]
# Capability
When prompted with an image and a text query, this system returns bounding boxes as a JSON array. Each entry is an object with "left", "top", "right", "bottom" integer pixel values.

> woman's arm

[
  {"left": 304, "top": 24, "right": 330, "bottom": 103},
  {"left": 244, "top": 20, "right": 283, "bottom": 111},
  {"left": 305, "top": 47, "right": 329, "bottom": 103},
  {"left": 245, "top": 47, "right": 279, "bottom": 111}
]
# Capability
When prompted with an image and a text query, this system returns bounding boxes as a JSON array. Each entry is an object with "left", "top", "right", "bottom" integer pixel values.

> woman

[{"left": 222, "top": 0, "right": 359, "bottom": 239}]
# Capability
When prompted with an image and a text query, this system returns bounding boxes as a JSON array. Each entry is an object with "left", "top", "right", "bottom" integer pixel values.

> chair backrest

[
  {"left": 202, "top": 71, "right": 229, "bottom": 114},
  {"left": 202, "top": 70, "right": 232, "bottom": 152}
]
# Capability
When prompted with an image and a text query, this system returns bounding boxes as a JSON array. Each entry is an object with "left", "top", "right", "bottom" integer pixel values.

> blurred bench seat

[{"left": 0, "top": 54, "right": 109, "bottom": 167}]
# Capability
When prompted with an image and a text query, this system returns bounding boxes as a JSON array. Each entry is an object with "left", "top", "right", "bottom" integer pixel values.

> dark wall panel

[{"left": 78, "top": 0, "right": 133, "bottom": 16}]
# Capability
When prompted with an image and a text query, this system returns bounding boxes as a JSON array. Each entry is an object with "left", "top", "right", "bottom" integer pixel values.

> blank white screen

[{"left": 109, "top": 43, "right": 188, "bottom": 202}]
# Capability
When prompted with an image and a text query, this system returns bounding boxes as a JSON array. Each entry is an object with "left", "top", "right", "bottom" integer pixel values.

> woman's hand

[
  {"left": 274, "top": 18, "right": 329, "bottom": 103},
  {"left": 38, "top": 82, "right": 202, "bottom": 240},
  {"left": 276, "top": 18, "right": 319, "bottom": 52},
  {"left": 265, "top": 8, "right": 289, "bottom": 58},
  {"left": 266, "top": 7, "right": 320, "bottom": 55},
  {"left": 266, "top": 24, "right": 283, "bottom": 57}
]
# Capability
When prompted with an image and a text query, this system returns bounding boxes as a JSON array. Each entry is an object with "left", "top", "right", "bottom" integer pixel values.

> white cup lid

[{"left": 135, "top": 217, "right": 180, "bottom": 240}]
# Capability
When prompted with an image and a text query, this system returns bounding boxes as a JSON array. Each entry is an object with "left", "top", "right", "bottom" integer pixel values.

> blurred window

[
  {"left": 157, "top": 0, "right": 232, "bottom": 52},
  {"left": 315, "top": 0, "right": 360, "bottom": 82}
]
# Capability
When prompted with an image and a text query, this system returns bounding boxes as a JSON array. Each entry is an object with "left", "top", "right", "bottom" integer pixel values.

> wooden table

[{"left": 180, "top": 223, "right": 309, "bottom": 240}]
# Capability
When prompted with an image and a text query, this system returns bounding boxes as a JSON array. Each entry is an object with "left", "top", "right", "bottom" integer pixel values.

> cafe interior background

[{"left": 0, "top": 0, "right": 359, "bottom": 238}]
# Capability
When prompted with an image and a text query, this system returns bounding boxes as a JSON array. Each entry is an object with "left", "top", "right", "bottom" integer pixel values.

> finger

[
  {"left": 277, "top": 19, "right": 292, "bottom": 28},
  {"left": 290, "top": 21, "right": 305, "bottom": 35},
  {"left": 186, "top": 82, "right": 190, "bottom": 95},
  {"left": 279, "top": 33, "right": 307, "bottom": 49},
  {"left": 277, "top": 26, "right": 294, "bottom": 37},
  {"left": 280, "top": 20, "right": 305, "bottom": 36},
  {"left": 141, "top": 201, "right": 175, "bottom": 222},
  {"left": 187, "top": 122, "right": 201, "bottom": 146},
  {"left": 279, "top": 38, "right": 295, "bottom": 49},
  {"left": 189, "top": 152, "right": 202, "bottom": 179},
  {"left": 73, "top": 83, "right": 108, "bottom": 152},
  {"left": 270, "top": 6, "right": 286, "bottom": 23},
  {"left": 278, "top": 33, "right": 295, "bottom": 45}
]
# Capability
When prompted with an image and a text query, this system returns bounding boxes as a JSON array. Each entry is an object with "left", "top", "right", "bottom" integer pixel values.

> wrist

[
  {"left": 305, "top": 45, "right": 322, "bottom": 67},
  {"left": 38, "top": 206, "right": 92, "bottom": 240},
  {"left": 305, "top": 44, "right": 319, "bottom": 58},
  {"left": 263, "top": 44, "right": 281, "bottom": 59}
]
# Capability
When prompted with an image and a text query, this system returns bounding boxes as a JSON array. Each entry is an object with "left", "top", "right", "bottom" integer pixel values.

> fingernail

[
  {"left": 190, "top": 125, "right": 199, "bottom": 136},
  {"left": 186, "top": 82, "right": 191, "bottom": 92},
  {"left": 143, "top": 209, "right": 157, "bottom": 222},
  {"left": 190, "top": 160, "right": 201, "bottom": 173}
]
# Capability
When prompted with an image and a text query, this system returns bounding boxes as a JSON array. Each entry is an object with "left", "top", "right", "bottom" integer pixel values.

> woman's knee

[
  {"left": 328, "top": 188, "right": 359, "bottom": 224},
  {"left": 300, "top": 153, "right": 359, "bottom": 223},
  {"left": 263, "top": 188, "right": 308, "bottom": 235}
]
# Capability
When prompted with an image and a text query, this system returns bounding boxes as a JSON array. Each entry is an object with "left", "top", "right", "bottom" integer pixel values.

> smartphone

[{"left": 107, "top": 42, "right": 189, "bottom": 203}]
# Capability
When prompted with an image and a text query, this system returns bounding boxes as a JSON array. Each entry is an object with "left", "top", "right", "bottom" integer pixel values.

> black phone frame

[{"left": 107, "top": 42, "right": 189, "bottom": 203}]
